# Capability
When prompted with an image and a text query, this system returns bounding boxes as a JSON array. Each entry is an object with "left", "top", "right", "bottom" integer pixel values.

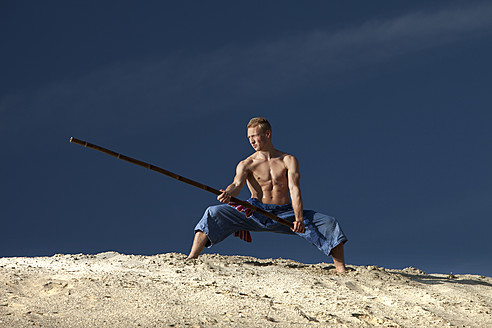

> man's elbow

[{"left": 289, "top": 187, "right": 301, "bottom": 198}]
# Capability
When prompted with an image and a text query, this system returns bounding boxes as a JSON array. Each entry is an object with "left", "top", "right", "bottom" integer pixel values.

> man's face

[{"left": 248, "top": 126, "right": 270, "bottom": 151}]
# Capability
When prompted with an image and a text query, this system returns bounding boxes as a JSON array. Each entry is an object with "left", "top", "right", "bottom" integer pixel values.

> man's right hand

[{"left": 217, "top": 189, "right": 232, "bottom": 203}]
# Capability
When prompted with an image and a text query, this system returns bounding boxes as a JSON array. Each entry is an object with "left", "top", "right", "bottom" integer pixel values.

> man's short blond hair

[{"left": 247, "top": 117, "right": 272, "bottom": 134}]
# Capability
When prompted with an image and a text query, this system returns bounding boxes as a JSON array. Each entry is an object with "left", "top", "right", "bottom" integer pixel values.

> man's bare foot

[
  {"left": 331, "top": 243, "right": 347, "bottom": 273},
  {"left": 187, "top": 231, "right": 209, "bottom": 259}
]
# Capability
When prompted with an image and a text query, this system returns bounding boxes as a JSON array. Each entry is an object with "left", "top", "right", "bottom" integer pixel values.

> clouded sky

[{"left": 1, "top": 1, "right": 491, "bottom": 276}]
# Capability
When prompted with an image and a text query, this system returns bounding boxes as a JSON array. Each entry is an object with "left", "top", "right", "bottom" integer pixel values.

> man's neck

[{"left": 255, "top": 145, "right": 279, "bottom": 160}]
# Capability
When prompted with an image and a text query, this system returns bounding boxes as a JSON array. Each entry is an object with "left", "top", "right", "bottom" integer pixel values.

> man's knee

[{"left": 205, "top": 205, "right": 224, "bottom": 219}]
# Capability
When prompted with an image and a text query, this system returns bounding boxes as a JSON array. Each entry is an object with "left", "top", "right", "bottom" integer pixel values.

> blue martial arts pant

[{"left": 194, "top": 198, "right": 347, "bottom": 257}]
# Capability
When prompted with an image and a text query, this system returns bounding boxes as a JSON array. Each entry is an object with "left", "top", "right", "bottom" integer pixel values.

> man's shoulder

[
  {"left": 280, "top": 152, "right": 300, "bottom": 169},
  {"left": 238, "top": 152, "right": 298, "bottom": 165},
  {"left": 279, "top": 152, "right": 298, "bottom": 162},
  {"left": 237, "top": 154, "right": 255, "bottom": 168}
]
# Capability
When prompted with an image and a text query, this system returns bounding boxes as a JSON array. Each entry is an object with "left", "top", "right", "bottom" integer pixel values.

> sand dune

[{"left": 0, "top": 252, "right": 491, "bottom": 327}]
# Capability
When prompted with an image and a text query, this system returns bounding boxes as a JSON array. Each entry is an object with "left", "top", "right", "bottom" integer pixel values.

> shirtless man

[{"left": 188, "top": 117, "right": 348, "bottom": 272}]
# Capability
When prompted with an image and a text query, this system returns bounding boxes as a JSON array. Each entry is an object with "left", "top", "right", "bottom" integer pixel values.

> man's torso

[{"left": 242, "top": 151, "right": 292, "bottom": 205}]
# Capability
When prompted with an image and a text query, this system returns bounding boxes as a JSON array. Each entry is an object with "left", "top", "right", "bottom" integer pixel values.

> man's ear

[{"left": 266, "top": 130, "right": 272, "bottom": 138}]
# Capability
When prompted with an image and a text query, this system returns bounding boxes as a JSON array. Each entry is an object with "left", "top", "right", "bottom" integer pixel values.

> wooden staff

[{"left": 69, "top": 137, "right": 294, "bottom": 229}]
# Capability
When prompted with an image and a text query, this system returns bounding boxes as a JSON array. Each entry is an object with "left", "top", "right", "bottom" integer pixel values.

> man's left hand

[{"left": 291, "top": 220, "right": 305, "bottom": 233}]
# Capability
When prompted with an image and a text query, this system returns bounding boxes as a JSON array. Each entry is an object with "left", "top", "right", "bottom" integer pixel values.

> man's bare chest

[{"left": 249, "top": 159, "right": 287, "bottom": 184}]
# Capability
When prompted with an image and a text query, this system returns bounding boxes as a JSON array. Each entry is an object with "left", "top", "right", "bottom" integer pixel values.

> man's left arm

[{"left": 286, "top": 155, "right": 305, "bottom": 233}]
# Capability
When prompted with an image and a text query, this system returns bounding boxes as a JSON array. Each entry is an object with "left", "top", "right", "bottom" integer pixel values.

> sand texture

[{"left": 0, "top": 252, "right": 491, "bottom": 327}]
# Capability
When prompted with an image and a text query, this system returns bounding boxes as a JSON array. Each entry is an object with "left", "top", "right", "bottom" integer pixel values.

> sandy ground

[{"left": 0, "top": 252, "right": 491, "bottom": 327}]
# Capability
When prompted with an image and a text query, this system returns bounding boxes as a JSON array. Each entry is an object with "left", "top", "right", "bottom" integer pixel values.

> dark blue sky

[{"left": 1, "top": 1, "right": 491, "bottom": 276}]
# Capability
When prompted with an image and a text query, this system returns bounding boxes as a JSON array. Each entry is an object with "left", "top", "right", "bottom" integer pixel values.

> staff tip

[{"left": 69, "top": 137, "right": 74, "bottom": 143}]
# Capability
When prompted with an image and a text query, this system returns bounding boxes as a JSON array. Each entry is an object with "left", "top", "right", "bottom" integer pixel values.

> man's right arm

[{"left": 217, "top": 160, "right": 248, "bottom": 203}]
